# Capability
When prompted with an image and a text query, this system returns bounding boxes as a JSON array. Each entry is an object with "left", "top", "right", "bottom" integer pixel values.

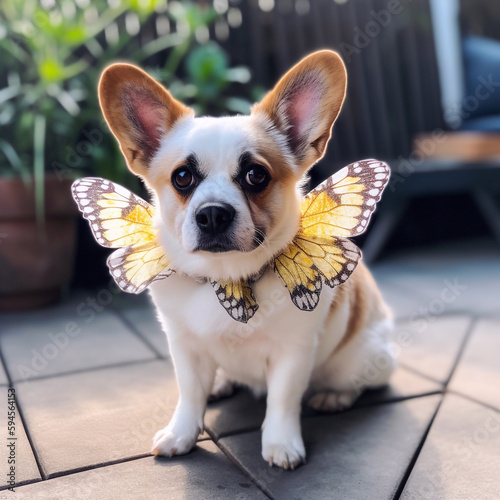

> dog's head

[{"left": 98, "top": 51, "right": 346, "bottom": 281}]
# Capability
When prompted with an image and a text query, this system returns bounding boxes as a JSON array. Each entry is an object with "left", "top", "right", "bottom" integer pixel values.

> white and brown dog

[{"left": 98, "top": 50, "right": 395, "bottom": 469}]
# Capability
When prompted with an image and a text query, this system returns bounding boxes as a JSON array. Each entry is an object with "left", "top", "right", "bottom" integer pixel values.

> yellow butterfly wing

[
  {"left": 72, "top": 177, "right": 172, "bottom": 293},
  {"left": 293, "top": 234, "right": 360, "bottom": 288},
  {"left": 274, "top": 159, "right": 389, "bottom": 311},
  {"left": 274, "top": 241, "right": 322, "bottom": 311},
  {"left": 107, "top": 241, "right": 172, "bottom": 294},
  {"left": 300, "top": 159, "right": 390, "bottom": 238},
  {"left": 211, "top": 279, "right": 258, "bottom": 323}
]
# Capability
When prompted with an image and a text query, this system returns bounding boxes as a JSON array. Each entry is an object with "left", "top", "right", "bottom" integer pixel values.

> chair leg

[
  {"left": 361, "top": 195, "right": 409, "bottom": 264},
  {"left": 472, "top": 188, "right": 500, "bottom": 245}
]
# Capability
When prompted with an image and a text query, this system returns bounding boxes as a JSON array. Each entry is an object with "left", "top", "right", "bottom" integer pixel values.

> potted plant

[
  {"left": 0, "top": 0, "right": 166, "bottom": 308},
  {"left": 0, "top": 0, "right": 252, "bottom": 306}
]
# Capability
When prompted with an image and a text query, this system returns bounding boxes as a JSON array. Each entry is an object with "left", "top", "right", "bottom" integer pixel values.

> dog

[{"left": 98, "top": 50, "right": 395, "bottom": 469}]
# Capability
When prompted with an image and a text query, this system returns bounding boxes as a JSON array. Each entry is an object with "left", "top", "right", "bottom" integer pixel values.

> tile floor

[{"left": 0, "top": 239, "right": 499, "bottom": 499}]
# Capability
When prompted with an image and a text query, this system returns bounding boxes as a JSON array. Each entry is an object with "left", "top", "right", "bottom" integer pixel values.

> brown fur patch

[
  {"left": 333, "top": 262, "right": 388, "bottom": 353},
  {"left": 251, "top": 127, "right": 295, "bottom": 184},
  {"left": 240, "top": 120, "right": 299, "bottom": 243}
]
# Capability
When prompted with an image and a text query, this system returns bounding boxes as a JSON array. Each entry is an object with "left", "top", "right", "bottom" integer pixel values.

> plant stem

[
  {"left": 163, "top": 39, "right": 191, "bottom": 81},
  {"left": 33, "top": 114, "right": 46, "bottom": 226}
]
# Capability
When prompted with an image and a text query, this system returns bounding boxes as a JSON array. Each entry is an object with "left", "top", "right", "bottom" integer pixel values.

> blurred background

[{"left": 1, "top": 0, "right": 499, "bottom": 305}]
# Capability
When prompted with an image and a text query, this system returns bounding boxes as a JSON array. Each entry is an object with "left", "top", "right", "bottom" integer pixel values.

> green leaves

[
  {"left": 39, "top": 58, "right": 64, "bottom": 83},
  {"left": 186, "top": 43, "right": 230, "bottom": 98},
  {"left": 169, "top": 2, "right": 218, "bottom": 34},
  {"left": 0, "top": 0, "right": 256, "bottom": 203},
  {"left": 181, "top": 42, "right": 252, "bottom": 115}
]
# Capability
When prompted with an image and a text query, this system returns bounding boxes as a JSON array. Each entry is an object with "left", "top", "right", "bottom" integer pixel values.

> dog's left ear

[
  {"left": 98, "top": 63, "right": 193, "bottom": 177},
  {"left": 252, "top": 50, "right": 346, "bottom": 173}
]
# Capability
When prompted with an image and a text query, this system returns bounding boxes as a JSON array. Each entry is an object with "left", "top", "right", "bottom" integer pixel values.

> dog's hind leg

[
  {"left": 209, "top": 367, "right": 235, "bottom": 401},
  {"left": 307, "top": 317, "right": 396, "bottom": 413}
]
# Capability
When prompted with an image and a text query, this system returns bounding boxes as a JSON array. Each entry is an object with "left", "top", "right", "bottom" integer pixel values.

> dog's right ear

[{"left": 99, "top": 64, "right": 193, "bottom": 177}]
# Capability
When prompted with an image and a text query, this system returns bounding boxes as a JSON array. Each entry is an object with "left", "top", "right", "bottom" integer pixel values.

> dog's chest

[{"left": 149, "top": 269, "right": 335, "bottom": 384}]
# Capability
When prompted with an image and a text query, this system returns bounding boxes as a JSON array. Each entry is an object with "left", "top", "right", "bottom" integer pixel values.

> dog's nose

[{"left": 195, "top": 204, "right": 235, "bottom": 235}]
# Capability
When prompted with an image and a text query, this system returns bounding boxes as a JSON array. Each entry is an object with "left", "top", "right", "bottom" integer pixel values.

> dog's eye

[
  {"left": 244, "top": 165, "right": 270, "bottom": 190},
  {"left": 172, "top": 167, "right": 194, "bottom": 191}
]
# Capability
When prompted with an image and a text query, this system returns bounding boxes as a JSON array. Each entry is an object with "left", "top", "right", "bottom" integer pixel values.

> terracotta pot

[{"left": 0, "top": 174, "right": 78, "bottom": 310}]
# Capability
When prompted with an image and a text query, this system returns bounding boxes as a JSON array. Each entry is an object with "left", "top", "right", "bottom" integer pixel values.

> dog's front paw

[
  {"left": 262, "top": 437, "right": 306, "bottom": 470},
  {"left": 261, "top": 418, "right": 305, "bottom": 469},
  {"left": 151, "top": 424, "right": 200, "bottom": 457}
]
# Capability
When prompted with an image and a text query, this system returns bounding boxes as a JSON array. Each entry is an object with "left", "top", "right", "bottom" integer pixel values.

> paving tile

[
  {"left": 15, "top": 359, "right": 179, "bottom": 477},
  {"left": 0, "top": 310, "right": 157, "bottom": 382},
  {"left": 6, "top": 441, "right": 267, "bottom": 500},
  {"left": 205, "top": 366, "right": 441, "bottom": 439},
  {"left": 401, "top": 394, "right": 500, "bottom": 500},
  {"left": 0, "top": 290, "right": 96, "bottom": 323},
  {"left": 0, "top": 387, "right": 41, "bottom": 490},
  {"left": 117, "top": 305, "right": 169, "bottom": 358},
  {"left": 449, "top": 319, "right": 500, "bottom": 410},
  {"left": 373, "top": 241, "right": 500, "bottom": 316},
  {"left": 205, "top": 388, "right": 267, "bottom": 440},
  {"left": 386, "top": 269, "right": 497, "bottom": 317},
  {"left": 395, "top": 315, "right": 472, "bottom": 383},
  {"left": 374, "top": 279, "right": 426, "bottom": 320},
  {"left": 339, "top": 367, "right": 442, "bottom": 409},
  {"left": 219, "top": 395, "right": 441, "bottom": 500}
]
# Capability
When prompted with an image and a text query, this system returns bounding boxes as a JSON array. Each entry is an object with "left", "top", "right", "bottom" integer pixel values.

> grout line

[
  {"left": 446, "top": 390, "right": 500, "bottom": 413},
  {"left": 442, "top": 315, "right": 477, "bottom": 388},
  {"left": 393, "top": 315, "right": 479, "bottom": 499},
  {"left": 111, "top": 306, "right": 167, "bottom": 360},
  {"left": 213, "top": 438, "right": 275, "bottom": 500},
  {"left": 0, "top": 478, "right": 43, "bottom": 492},
  {"left": 397, "top": 363, "right": 444, "bottom": 385},
  {"left": 45, "top": 453, "right": 151, "bottom": 480},
  {"left": 393, "top": 393, "right": 445, "bottom": 500},
  {"left": 11, "top": 435, "right": 221, "bottom": 491},
  {"left": 303, "top": 391, "right": 444, "bottom": 422},
  {"left": 10, "top": 453, "right": 152, "bottom": 491},
  {"left": 0, "top": 347, "right": 47, "bottom": 481},
  {"left": 206, "top": 391, "right": 443, "bottom": 442},
  {"left": 11, "top": 357, "right": 164, "bottom": 386}
]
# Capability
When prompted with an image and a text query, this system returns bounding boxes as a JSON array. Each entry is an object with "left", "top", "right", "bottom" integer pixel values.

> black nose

[{"left": 195, "top": 204, "right": 235, "bottom": 235}]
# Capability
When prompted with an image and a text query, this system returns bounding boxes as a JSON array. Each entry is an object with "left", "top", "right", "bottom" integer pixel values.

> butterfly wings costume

[{"left": 72, "top": 159, "right": 390, "bottom": 323}]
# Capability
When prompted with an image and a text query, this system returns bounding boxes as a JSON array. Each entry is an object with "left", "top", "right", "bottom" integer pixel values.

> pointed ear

[
  {"left": 98, "top": 63, "right": 193, "bottom": 177},
  {"left": 252, "top": 51, "right": 346, "bottom": 172}
]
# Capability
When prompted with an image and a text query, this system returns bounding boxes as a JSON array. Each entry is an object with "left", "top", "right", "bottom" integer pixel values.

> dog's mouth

[
  {"left": 194, "top": 242, "right": 237, "bottom": 253},
  {"left": 194, "top": 229, "right": 266, "bottom": 254}
]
